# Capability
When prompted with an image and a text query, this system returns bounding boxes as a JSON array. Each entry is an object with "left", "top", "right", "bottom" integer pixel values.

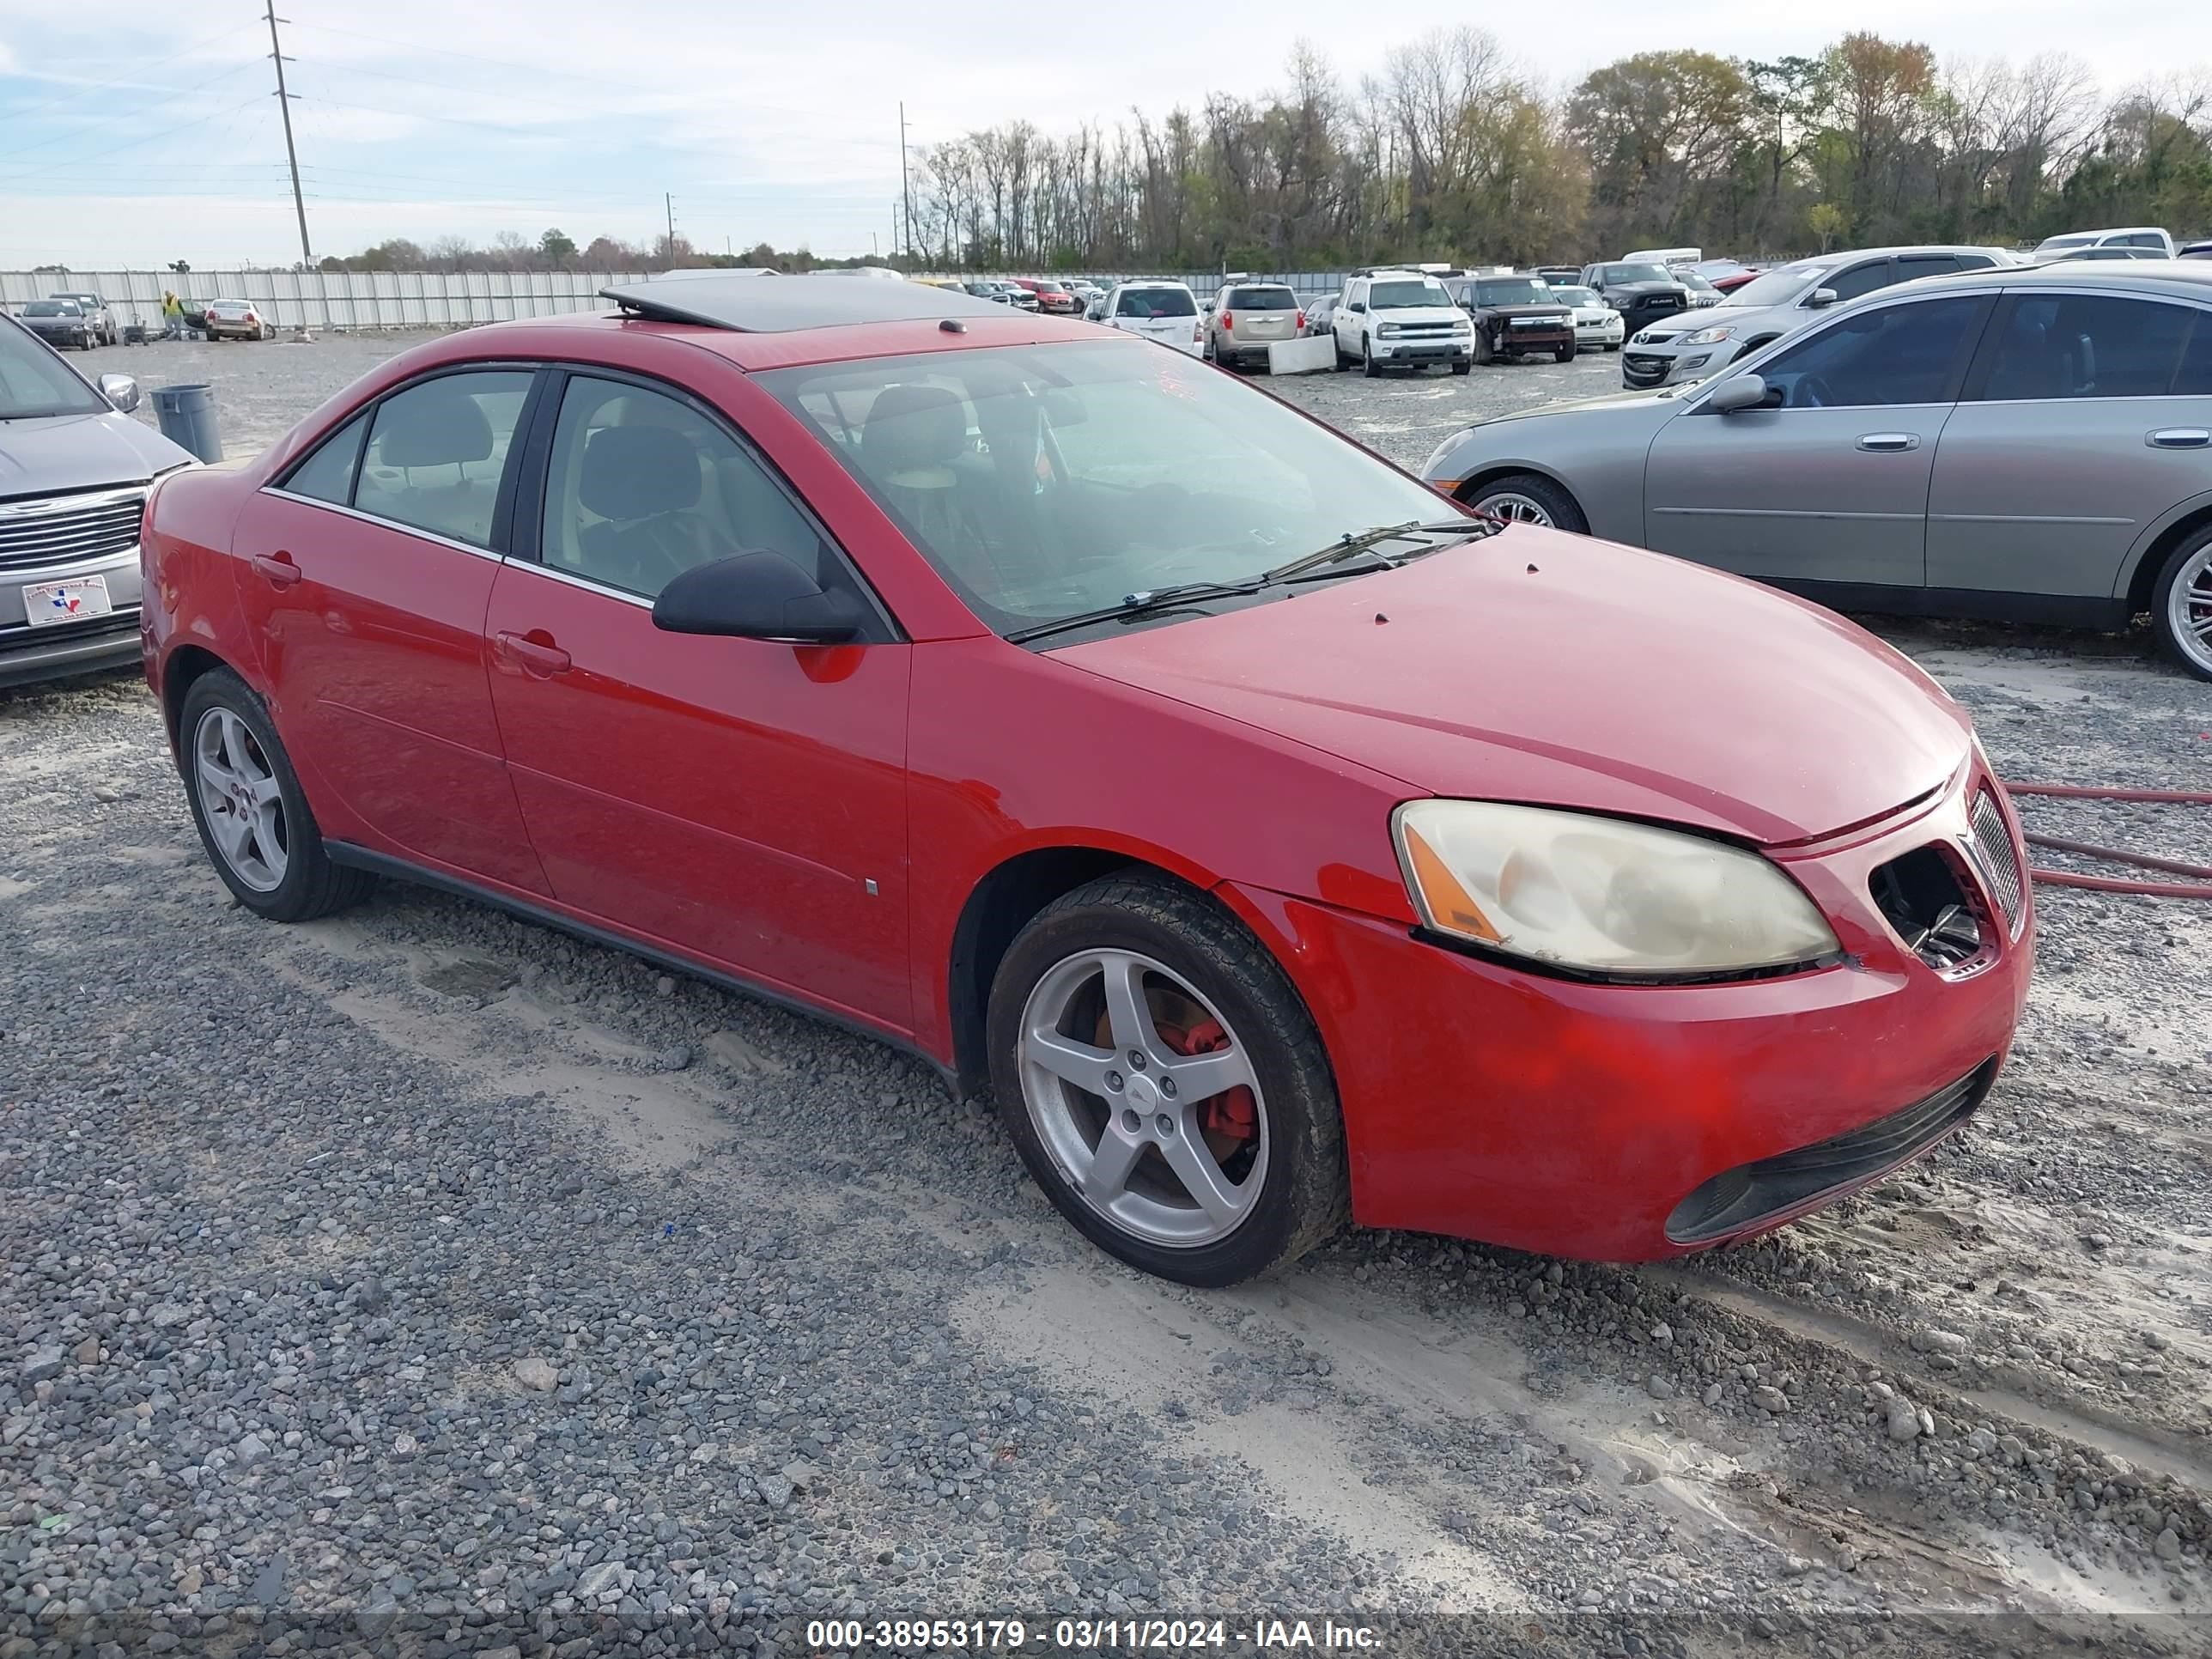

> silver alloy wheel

[
  {"left": 2169, "top": 542, "right": 2212, "bottom": 674},
  {"left": 1480, "top": 492, "right": 1555, "bottom": 527},
  {"left": 192, "top": 707, "right": 289, "bottom": 892},
  {"left": 1018, "top": 948, "right": 1268, "bottom": 1248}
]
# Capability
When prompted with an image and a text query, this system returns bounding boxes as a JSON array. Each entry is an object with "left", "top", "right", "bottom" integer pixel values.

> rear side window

[
  {"left": 283, "top": 412, "right": 369, "bottom": 505},
  {"left": 1972, "top": 295, "right": 2198, "bottom": 401},
  {"left": 1824, "top": 260, "right": 1896, "bottom": 302},
  {"left": 1225, "top": 287, "right": 1296, "bottom": 310},
  {"left": 2118, "top": 233, "right": 2166, "bottom": 249},
  {"left": 353, "top": 370, "right": 532, "bottom": 549},
  {"left": 1116, "top": 289, "right": 1196, "bottom": 319}
]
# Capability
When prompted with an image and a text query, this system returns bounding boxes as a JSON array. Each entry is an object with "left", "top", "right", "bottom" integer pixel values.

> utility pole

[
  {"left": 898, "top": 102, "right": 913, "bottom": 260},
  {"left": 264, "top": 8, "right": 310, "bottom": 265},
  {"left": 664, "top": 193, "right": 677, "bottom": 265}
]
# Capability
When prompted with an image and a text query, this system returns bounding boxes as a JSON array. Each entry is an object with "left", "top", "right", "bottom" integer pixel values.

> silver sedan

[{"left": 1420, "top": 262, "right": 2212, "bottom": 680}]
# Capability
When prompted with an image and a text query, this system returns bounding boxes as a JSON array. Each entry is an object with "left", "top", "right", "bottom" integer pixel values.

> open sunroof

[{"left": 601, "top": 273, "right": 1010, "bottom": 333}]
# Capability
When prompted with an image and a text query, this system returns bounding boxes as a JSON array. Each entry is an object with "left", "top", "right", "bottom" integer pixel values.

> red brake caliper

[{"left": 1158, "top": 1014, "right": 1258, "bottom": 1145}]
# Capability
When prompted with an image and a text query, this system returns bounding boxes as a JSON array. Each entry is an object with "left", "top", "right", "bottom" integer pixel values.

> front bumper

[
  {"left": 1371, "top": 338, "right": 1471, "bottom": 364},
  {"left": 1493, "top": 327, "right": 1574, "bottom": 353},
  {"left": 1225, "top": 771, "right": 2033, "bottom": 1261},
  {"left": 27, "top": 328, "right": 88, "bottom": 348},
  {"left": 0, "top": 607, "right": 143, "bottom": 687}
]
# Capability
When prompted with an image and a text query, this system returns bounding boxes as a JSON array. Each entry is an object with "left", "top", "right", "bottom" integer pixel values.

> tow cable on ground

[{"left": 2002, "top": 782, "right": 2212, "bottom": 900}]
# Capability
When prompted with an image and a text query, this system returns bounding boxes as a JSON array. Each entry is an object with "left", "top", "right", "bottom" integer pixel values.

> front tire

[
  {"left": 179, "top": 669, "right": 371, "bottom": 921},
  {"left": 1555, "top": 343, "right": 1577, "bottom": 363},
  {"left": 1473, "top": 331, "right": 1492, "bottom": 366},
  {"left": 2152, "top": 528, "right": 2212, "bottom": 682},
  {"left": 1463, "top": 471, "right": 1589, "bottom": 534},
  {"left": 1361, "top": 340, "right": 1380, "bottom": 378},
  {"left": 987, "top": 872, "right": 1348, "bottom": 1287}
]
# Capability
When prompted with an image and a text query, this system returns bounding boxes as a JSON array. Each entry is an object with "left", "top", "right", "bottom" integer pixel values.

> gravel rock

[
  {"left": 1887, "top": 1397, "right": 1926, "bottom": 1442},
  {"left": 17, "top": 1346, "right": 64, "bottom": 1383},
  {"left": 513, "top": 1355, "right": 560, "bottom": 1390}
]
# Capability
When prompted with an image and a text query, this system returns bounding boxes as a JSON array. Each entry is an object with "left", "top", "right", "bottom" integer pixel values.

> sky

[{"left": 0, "top": 1, "right": 2200, "bottom": 270}]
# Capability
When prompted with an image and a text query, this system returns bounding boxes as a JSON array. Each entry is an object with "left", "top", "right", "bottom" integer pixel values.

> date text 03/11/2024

[{"left": 804, "top": 1618, "right": 1381, "bottom": 1650}]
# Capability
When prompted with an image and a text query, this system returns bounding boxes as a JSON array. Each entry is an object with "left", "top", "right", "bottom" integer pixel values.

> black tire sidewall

[
  {"left": 986, "top": 880, "right": 1344, "bottom": 1287},
  {"left": 178, "top": 671, "right": 344, "bottom": 921},
  {"left": 1473, "top": 472, "right": 1587, "bottom": 535}
]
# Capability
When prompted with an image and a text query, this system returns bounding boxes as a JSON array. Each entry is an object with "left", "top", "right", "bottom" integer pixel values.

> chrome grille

[
  {"left": 0, "top": 489, "right": 145, "bottom": 574},
  {"left": 1967, "top": 789, "right": 2025, "bottom": 933}
]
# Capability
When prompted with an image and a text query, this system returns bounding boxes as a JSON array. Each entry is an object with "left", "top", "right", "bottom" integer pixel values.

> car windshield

[
  {"left": 22, "top": 301, "right": 76, "bottom": 316},
  {"left": 0, "top": 319, "right": 105, "bottom": 418},
  {"left": 1115, "top": 289, "right": 1196, "bottom": 318},
  {"left": 1717, "top": 261, "right": 1828, "bottom": 307},
  {"left": 1679, "top": 270, "right": 1719, "bottom": 293},
  {"left": 1553, "top": 287, "right": 1601, "bottom": 307},
  {"left": 1226, "top": 287, "right": 1296, "bottom": 310},
  {"left": 1369, "top": 280, "right": 1451, "bottom": 309},
  {"left": 763, "top": 338, "right": 1452, "bottom": 639},
  {"left": 1599, "top": 264, "right": 1673, "bottom": 285},
  {"left": 1474, "top": 279, "right": 1552, "bottom": 307}
]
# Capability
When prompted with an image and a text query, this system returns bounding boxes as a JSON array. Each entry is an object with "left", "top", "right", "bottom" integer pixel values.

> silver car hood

[
  {"left": 1471, "top": 386, "right": 1682, "bottom": 428},
  {"left": 0, "top": 411, "right": 192, "bottom": 501}
]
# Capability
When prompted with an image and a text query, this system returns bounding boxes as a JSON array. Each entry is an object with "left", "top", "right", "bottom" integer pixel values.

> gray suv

[
  {"left": 1619, "top": 246, "right": 2018, "bottom": 390},
  {"left": 0, "top": 314, "right": 195, "bottom": 688},
  {"left": 1419, "top": 262, "right": 2212, "bottom": 680}
]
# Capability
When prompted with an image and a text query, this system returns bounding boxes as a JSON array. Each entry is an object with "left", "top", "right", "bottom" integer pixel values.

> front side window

[
  {"left": 1115, "top": 289, "right": 1197, "bottom": 319},
  {"left": 353, "top": 370, "right": 532, "bottom": 549},
  {"left": 763, "top": 339, "right": 1451, "bottom": 638},
  {"left": 1972, "top": 295, "right": 2199, "bottom": 402},
  {"left": 1750, "top": 296, "right": 1987, "bottom": 409},
  {"left": 540, "top": 374, "right": 836, "bottom": 600},
  {"left": 0, "top": 319, "right": 103, "bottom": 417},
  {"left": 1823, "top": 260, "right": 1897, "bottom": 303}
]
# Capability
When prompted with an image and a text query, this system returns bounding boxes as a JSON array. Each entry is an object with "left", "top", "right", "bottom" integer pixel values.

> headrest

[
  {"left": 378, "top": 386, "right": 494, "bottom": 467},
  {"left": 580, "top": 424, "right": 702, "bottom": 520},
  {"left": 862, "top": 384, "right": 966, "bottom": 480}
]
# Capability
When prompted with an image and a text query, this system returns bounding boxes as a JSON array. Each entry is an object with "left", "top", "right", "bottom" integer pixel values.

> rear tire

[
  {"left": 179, "top": 669, "right": 372, "bottom": 922},
  {"left": 987, "top": 872, "right": 1348, "bottom": 1286},
  {"left": 2150, "top": 527, "right": 2212, "bottom": 682},
  {"left": 1463, "top": 471, "right": 1589, "bottom": 534}
]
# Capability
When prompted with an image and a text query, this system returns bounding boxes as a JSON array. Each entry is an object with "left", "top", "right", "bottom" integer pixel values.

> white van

[{"left": 1620, "top": 246, "right": 1702, "bottom": 268}]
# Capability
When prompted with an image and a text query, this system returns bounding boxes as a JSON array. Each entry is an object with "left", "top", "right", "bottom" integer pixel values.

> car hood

[
  {"left": 1372, "top": 306, "right": 1465, "bottom": 325},
  {"left": 1471, "top": 386, "right": 1681, "bottom": 428},
  {"left": 1056, "top": 526, "right": 1968, "bottom": 847},
  {"left": 0, "top": 411, "right": 193, "bottom": 500},
  {"left": 1642, "top": 299, "right": 1791, "bottom": 338}
]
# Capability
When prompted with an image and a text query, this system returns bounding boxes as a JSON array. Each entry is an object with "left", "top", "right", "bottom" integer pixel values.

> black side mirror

[
  {"left": 1349, "top": 301, "right": 1367, "bottom": 314},
  {"left": 652, "top": 550, "right": 864, "bottom": 643}
]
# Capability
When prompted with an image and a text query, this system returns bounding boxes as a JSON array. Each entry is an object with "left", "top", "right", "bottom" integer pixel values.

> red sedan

[{"left": 141, "top": 276, "right": 2032, "bottom": 1285}]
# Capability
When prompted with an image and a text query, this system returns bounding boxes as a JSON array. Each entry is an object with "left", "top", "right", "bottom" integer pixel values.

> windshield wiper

[
  {"left": 1005, "top": 580, "right": 1266, "bottom": 645},
  {"left": 1261, "top": 519, "right": 1492, "bottom": 582}
]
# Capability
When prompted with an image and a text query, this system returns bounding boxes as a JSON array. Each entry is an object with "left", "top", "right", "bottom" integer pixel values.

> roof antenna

[{"left": 939, "top": 319, "right": 967, "bottom": 333}]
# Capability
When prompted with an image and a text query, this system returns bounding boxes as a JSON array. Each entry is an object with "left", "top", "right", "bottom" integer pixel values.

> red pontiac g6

[{"left": 142, "top": 276, "right": 2033, "bottom": 1285}]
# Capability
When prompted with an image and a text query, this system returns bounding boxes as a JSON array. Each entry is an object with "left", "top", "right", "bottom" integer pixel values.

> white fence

[
  {"left": 0, "top": 269, "right": 634, "bottom": 331},
  {"left": 1, "top": 265, "right": 1379, "bottom": 334}
]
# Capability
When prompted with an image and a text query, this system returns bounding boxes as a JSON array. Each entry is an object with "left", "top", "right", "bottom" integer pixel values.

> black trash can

[{"left": 151, "top": 383, "right": 222, "bottom": 463}]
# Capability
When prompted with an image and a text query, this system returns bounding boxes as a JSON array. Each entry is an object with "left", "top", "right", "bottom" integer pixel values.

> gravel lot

[{"left": 3, "top": 329, "right": 2209, "bottom": 1656}]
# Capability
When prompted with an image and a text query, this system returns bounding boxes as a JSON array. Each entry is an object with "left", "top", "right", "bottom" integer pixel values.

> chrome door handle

[
  {"left": 2148, "top": 428, "right": 2211, "bottom": 448},
  {"left": 493, "top": 629, "right": 572, "bottom": 678},
  {"left": 251, "top": 551, "right": 302, "bottom": 587},
  {"left": 1856, "top": 433, "right": 1920, "bottom": 453}
]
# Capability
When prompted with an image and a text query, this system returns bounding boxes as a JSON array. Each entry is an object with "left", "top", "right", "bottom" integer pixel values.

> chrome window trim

[
  {"left": 258, "top": 489, "right": 507, "bottom": 562},
  {"left": 501, "top": 557, "right": 656, "bottom": 611}
]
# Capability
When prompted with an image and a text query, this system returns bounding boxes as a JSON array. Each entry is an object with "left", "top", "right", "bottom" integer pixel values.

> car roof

[
  {"left": 1886, "top": 260, "right": 2212, "bottom": 306},
  {"left": 1114, "top": 280, "right": 1192, "bottom": 290}
]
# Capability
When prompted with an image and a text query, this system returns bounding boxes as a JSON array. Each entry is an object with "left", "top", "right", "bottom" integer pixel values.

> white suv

[
  {"left": 1330, "top": 272, "right": 1473, "bottom": 376},
  {"left": 2032, "top": 227, "right": 2175, "bottom": 261},
  {"left": 1099, "top": 282, "right": 1204, "bottom": 356}
]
